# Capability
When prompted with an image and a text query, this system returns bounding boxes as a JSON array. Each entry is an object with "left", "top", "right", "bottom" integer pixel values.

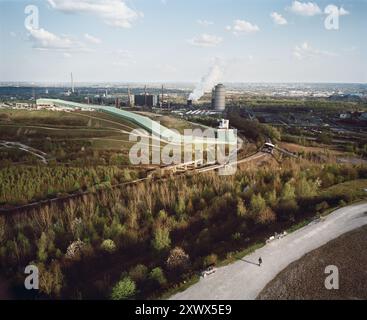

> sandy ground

[
  {"left": 257, "top": 225, "right": 367, "bottom": 300},
  {"left": 170, "top": 203, "right": 367, "bottom": 300}
]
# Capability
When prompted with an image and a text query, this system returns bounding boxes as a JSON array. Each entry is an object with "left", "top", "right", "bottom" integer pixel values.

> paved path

[{"left": 171, "top": 202, "right": 367, "bottom": 300}]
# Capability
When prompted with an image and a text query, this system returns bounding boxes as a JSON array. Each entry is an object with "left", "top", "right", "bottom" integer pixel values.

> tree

[
  {"left": 149, "top": 267, "right": 167, "bottom": 287},
  {"left": 203, "top": 254, "right": 218, "bottom": 267},
  {"left": 111, "top": 277, "right": 136, "bottom": 300},
  {"left": 129, "top": 264, "right": 148, "bottom": 283},
  {"left": 250, "top": 194, "right": 266, "bottom": 214},
  {"left": 37, "top": 232, "right": 48, "bottom": 262},
  {"left": 256, "top": 207, "right": 276, "bottom": 225},
  {"left": 266, "top": 190, "right": 278, "bottom": 207},
  {"left": 175, "top": 197, "right": 186, "bottom": 218},
  {"left": 152, "top": 227, "right": 171, "bottom": 251},
  {"left": 236, "top": 198, "right": 247, "bottom": 217},
  {"left": 295, "top": 177, "right": 317, "bottom": 198},
  {"left": 166, "top": 247, "right": 190, "bottom": 270},
  {"left": 281, "top": 182, "right": 295, "bottom": 201},
  {"left": 38, "top": 261, "right": 64, "bottom": 297}
]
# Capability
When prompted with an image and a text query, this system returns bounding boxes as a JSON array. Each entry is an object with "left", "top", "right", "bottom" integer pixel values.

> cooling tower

[{"left": 214, "top": 84, "right": 225, "bottom": 111}]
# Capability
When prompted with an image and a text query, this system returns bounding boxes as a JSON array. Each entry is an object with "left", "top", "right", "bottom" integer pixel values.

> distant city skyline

[{"left": 0, "top": 0, "right": 366, "bottom": 83}]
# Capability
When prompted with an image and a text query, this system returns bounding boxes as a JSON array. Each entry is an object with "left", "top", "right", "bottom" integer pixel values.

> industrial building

[
  {"left": 212, "top": 84, "right": 226, "bottom": 111},
  {"left": 134, "top": 94, "right": 159, "bottom": 107}
]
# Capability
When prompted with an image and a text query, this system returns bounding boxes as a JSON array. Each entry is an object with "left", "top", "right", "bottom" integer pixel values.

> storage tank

[{"left": 214, "top": 84, "right": 225, "bottom": 111}]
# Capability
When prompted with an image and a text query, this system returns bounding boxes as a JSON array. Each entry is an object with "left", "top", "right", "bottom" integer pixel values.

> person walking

[{"left": 258, "top": 257, "right": 263, "bottom": 267}]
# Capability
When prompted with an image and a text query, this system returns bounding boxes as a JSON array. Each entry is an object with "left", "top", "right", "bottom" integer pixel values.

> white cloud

[
  {"left": 289, "top": 1, "right": 322, "bottom": 16},
  {"left": 226, "top": 19, "right": 260, "bottom": 35},
  {"left": 293, "top": 42, "right": 337, "bottom": 60},
  {"left": 26, "top": 26, "right": 76, "bottom": 50},
  {"left": 47, "top": 0, "right": 143, "bottom": 28},
  {"left": 197, "top": 19, "right": 214, "bottom": 27},
  {"left": 339, "top": 7, "right": 350, "bottom": 16},
  {"left": 270, "top": 12, "right": 288, "bottom": 25},
  {"left": 188, "top": 34, "right": 223, "bottom": 47},
  {"left": 84, "top": 33, "right": 101, "bottom": 44}
]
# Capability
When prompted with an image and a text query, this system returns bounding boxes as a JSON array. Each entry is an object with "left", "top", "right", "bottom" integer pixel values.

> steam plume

[{"left": 189, "top": 62, "right": 223, "bottom": 101}]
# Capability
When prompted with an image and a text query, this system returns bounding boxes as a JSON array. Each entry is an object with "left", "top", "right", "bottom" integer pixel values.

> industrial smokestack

[
  {"left": 71, "top": 72, "right": 74, "bottom": 93},
  {"left": 161, "top": 84, "right": 164, "bottom": 108}
]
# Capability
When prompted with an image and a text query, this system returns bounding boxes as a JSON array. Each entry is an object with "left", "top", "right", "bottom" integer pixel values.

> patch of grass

[
  {"left": 218, "top": 242, "right": 265, "bottom": 267},
  {"left": 320, "top": 179, "right": 367, "bottom": 200},
  {"left": 159, "top": 274, "right": 201, "bottom": 300}
]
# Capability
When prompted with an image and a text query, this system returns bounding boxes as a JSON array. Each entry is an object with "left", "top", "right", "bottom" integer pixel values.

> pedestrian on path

[{"left": 258, "top": 257, "right": 262, "bottom": 267}]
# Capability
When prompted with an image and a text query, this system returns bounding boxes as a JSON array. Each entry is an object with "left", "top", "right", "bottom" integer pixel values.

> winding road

[{"left": 170, "top": 202, "right": 367, "bottom": 300}]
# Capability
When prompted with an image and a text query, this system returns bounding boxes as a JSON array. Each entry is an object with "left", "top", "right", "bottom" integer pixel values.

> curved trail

[{"left": 170, "top": 202, "right": 367, "bottom": 300}]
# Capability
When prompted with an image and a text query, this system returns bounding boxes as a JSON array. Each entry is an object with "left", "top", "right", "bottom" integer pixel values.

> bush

[
  {"left": 316, "top": 201, "right": 329, "bottom": 213},
  {"left": 129, "top": 264, "right": 148, "bottom": 283},
  {"left": 152, "top": 227, "right": 171, "bottom": 251},
  {"left": 101, "top": 239, "right": 117, "bottom": 253},
  {"left": 111, "top": 277, "right": 136, "bottom": 300},
  {"left": 236, "top": 198, "right": 247, "bottom": 217},
  {"left": 149, "top": 267, "right": 167, "bottom": 287},
  {"left": 256, "top": 207, "right": 276, "bottom": 225},
  {"left": 203, "top": 254, "right": 218, "bottom": 267},
  {"left": 250, "top": 194, "right": 266, "bottom": 214},
  {"left": 166, "top": 247, "right": 190, "bottom": 271}
]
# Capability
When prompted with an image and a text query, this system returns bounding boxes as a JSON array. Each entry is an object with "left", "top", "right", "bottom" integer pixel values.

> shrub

[
  {"left": 203, "top": 254, "right": 218, "bottom": 267},
  {"left": 111, "top": 277, "right": 136, "bottom": 300},
  {"left": 129, "top": 264, "right": 148, "bottom": 283},
  {"left": 101, "top": 239, "right": 117, "bottom": 253},
  {"left": 166, "top": 247, "right": 190, "bottom": 270},
  {"left": 149, "top": 267, "right": 167, "bottom": 286},
  {"left": 316, "top": 201, "right": 329, "bottom": 213},
  {"left": 236, "top": 198, "right": 247, "bottom": 217},
  {"left": 152, "top": 227, "right": 171, "bottom": 251},
  {"left": 256, "top": 207, "right": 276, "bottom": 225},
  {"left": 250, "top": 194, "right": 266, "bottom": 214}
]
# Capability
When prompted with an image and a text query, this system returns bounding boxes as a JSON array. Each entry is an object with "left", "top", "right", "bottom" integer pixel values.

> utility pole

[
  {"left": 144, "top": 85, "right": 147, "bottom": 107},
  {"left": 161, "top": 84, "right": 164, "bottom": 110}
]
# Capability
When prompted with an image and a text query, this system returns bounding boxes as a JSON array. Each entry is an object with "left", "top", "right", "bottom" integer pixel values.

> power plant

[{"left": 186, "top": 83, "right": 226, "bottom": 111}]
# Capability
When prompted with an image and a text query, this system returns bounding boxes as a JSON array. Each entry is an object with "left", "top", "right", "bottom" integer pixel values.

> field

[
  {"left": 257, "top": 224, "right": 367, "bottom": 300},
  {"left": 0, "top": 109, "right": 172, "bottom": 170}
]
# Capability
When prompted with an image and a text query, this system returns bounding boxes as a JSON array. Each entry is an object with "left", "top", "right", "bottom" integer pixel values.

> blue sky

[{"left": 0, "top": 0, "right": 366, "bottom": 83}]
